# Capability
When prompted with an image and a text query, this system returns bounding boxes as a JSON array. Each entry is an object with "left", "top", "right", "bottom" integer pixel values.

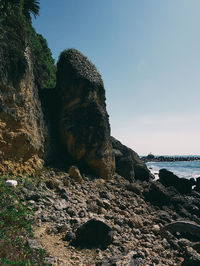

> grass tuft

[{"left": 0, "top": 177, "right": 50, "bottom": 265}]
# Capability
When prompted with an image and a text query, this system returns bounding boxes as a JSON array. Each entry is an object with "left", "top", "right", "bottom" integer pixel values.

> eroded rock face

[
  {"left": 56, "top": 49, "right": 115, "bottom": 179},
  {"left": 0, "top": 46, "right": 46, "bottom": 175},
  {"left": 111, "top": 136, "right": 151, "bottom": 182}
]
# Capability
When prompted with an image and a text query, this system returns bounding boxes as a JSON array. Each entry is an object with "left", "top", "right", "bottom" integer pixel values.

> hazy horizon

[{"left": 33, "top": 0, "right": 200, "bottom": 155}]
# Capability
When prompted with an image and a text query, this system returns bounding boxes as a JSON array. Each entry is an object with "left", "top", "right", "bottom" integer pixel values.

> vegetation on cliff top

[{"left": 0, "top": 0, "right": 56, "bottom": 88}]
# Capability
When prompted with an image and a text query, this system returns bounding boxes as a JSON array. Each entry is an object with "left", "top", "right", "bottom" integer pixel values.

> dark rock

[
  {"left": 161, "top": 221, "right": 200, "bottom": 240},
  {"left": 195, "top": 177, "right": 200, "bottom": 192},
  {"left": 71, "top": 218, "right": 113, "bottom": 248},
  {"left": 159, "top": 169, "right": 196, "bottom": 194},
  {"left": 25, "top": 192, "right": 41, "bottom": 202},
  {"left": 193, "top": 242, "right": 200, "bottom": 253},
  {"left": 99, "top": 190, "right": 110, "bottom": 199},
  {"left": 158, "top": 210, "right": 172, "bottom": 223},
  {"left": 130, "top": 253, "right": 145, "bottom": 266},
  {"left": 143, "top": 182, "right": 171, "bottom": 206},
  {"left": 61, "top": 192, "right": 68, "bottom": 200},
  {"left": 182, "top": 247, "right": 200, "bottom": 266},
  {"left": 78, "top": 209, "right": 86, "bottom": 218},
  {"left": 70, "top": 218, "right": 80, "bottom": 225},
  {"left": 66, "top": 206, "right": 76, "bottom": 217},
  {"left": 63, "top": 231, "right": 76, "bottom": 242},
  {"left": 111, "top": 136, "right": 151, "bottom": 182},
  {"left": 56, "top": 49, "right": 115, "bottom": 179},
  {"left": 59, "top": 187, "right": 69, "bottom": 200}
]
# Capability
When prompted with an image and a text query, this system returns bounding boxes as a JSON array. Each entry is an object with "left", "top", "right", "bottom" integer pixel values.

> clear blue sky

[{"left": 33, "top": 0, "right": 200, "bottom": 155}]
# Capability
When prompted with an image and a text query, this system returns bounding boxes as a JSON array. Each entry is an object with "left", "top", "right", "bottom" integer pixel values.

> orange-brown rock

[
  {"left": 69, "top": 166, "right": 83, "bottom": 183},
  {"left": 56, "top": 49, "right": 115, "bottom": 179},
  {"left": 0, "top": 46, "right": 46, "bottom": 176}
]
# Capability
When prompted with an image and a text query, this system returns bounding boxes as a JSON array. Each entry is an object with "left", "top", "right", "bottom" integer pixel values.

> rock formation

[
  {"left": 0, "top": 46, "right": 46, "bottom": 175},
  {"left": 56, "top": 49, "right": 115, "bottom": 179},
  {"left": 111, "top": 136, "right": 151, "bottom": 181},
  {"left": 0, "top": 5, "right": 57, "bottom": 176},
  {"left": 159, "top": 169, "right": 196, "bottom": 194}
]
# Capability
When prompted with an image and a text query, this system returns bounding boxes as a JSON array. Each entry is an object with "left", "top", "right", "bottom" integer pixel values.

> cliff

[{"left": 0, "top": 3, "right": 56, "bottom": 175}]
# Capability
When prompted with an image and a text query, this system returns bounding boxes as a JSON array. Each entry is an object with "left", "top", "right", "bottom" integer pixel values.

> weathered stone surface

[
  {"left": 144, "top": 181, "right": 172, "bottom": 206},
  {"left": 56, "top": 49, "right": 115, "bottom": 179},
  {"left": 0, "top": 46, "right": 46, "bottom": 175},
  {"left": 111, "top": 137, "right": 151, "bottom": 181},
  {"left": 182, "top": 247, "right": 200, "bottom": 266},
  {"left": 69, "top": 165, "right": 83, "bottom": 183},
  {"left": 71, "top": 218, "right": 113, "bottom": 248},
  {"left": 159, "top": 169, "right": 196, "bottom": 194},
  {"left": 27, "top": 170, "right": 199, "bottom": 265},
  {"left": 27, "top": 239, "right": 42, "bottom": 250},
  {"left": 161, "top": 221, "right": 200, "bottom": 240},
  {"left": 195, "top": 177, "right": 200, "bottom": 192}
]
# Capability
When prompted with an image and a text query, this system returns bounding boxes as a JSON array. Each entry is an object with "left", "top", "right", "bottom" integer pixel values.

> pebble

[{"left": 6, "top": 180, "right": 18, "bottom": 187}]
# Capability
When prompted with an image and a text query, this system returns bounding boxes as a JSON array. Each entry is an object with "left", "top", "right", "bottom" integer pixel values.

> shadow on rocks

[{"left": 69, "top": 219, "right": 114, "bottom": 250}]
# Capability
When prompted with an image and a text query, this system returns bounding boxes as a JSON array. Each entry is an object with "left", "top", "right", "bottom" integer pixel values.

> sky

[{"left": 33, "top": 0, "right": 200, "bottom": 155}]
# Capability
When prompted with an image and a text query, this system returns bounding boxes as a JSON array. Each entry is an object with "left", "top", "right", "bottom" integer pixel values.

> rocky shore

[
  {"left": 1, "top": 7, "right": 200, "bottom": 265},
  {"left": 10, "top": 167, "right": 200, "bottom": 266}
]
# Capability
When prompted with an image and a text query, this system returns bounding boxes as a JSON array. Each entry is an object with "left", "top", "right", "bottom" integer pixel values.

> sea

[{"left": 146, "top": 159, "right": 200, "bottom": 180}]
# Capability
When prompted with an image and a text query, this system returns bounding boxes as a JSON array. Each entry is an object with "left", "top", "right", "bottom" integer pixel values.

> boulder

[
  {"left": 71, "top": 218, "right": 113, "bottom": 248},
  {"left": 56, "top": 49, "right": 115, "bottom": 179},
  {"left": 69, "top": 165, "right": 83, "bottom": 183},
  {"left": 144, "top": 181, "right": 172, "bottom": 206},
  {"left": 195, "top": 177, "right": 200, "bottom": 192},
  {"left": 110, "top": 137, "right": 151, "bottom": 181},
  {"left": 182, "top": 247, "right": 200, "bottom": 266},
  {"left": 159, "top": 169, "right": 196, "bottom": 194},
  {"left": 161, "top": 221, "right": 200, "bottom": 240}
]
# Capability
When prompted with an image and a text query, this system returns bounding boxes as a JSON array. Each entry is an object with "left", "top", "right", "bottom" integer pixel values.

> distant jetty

[{"left": 141, "top": 154, "right": 200, "bottom": 163}]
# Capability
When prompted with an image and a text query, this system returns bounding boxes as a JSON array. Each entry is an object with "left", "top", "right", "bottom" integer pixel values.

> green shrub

[
  {"left": 0, "top": 178, "right": 49, "bottom": 265},
  {"left": 0, "top": 0, "right": 56, "bottom": 88},
  {"left": 28, "top": 24, "right": 56, "bottom": 89},
  {"left": 0, "top": 11, "right": 27, "bottom": 85}
]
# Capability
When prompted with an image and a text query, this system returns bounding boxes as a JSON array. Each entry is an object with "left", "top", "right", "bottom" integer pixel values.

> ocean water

[{"left": 146, "top": 160, "right": 200, "bottom": 180}]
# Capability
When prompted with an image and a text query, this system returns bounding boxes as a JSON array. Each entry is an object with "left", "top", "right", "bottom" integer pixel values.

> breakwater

[{"left": 141, "top": 155, "right": 200, "bottom": 163}]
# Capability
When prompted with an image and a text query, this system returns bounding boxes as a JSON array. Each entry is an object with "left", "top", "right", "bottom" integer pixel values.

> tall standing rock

[{"left": 56, "top": 49, "right": 115, "bottom": 179}]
